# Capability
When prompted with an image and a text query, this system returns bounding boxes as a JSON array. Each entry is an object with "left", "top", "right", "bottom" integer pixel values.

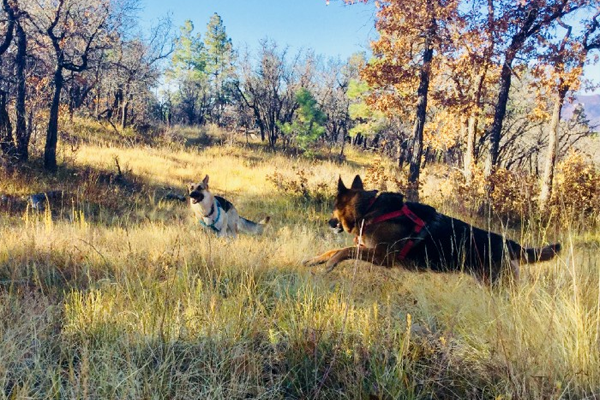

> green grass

[{"left": 0, "top": 122, "right": 599, "bottom": 399}]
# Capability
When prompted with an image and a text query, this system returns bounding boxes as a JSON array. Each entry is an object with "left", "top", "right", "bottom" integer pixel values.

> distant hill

[{"left": 563, "top": 94, "right": 600, "bottom": 130}]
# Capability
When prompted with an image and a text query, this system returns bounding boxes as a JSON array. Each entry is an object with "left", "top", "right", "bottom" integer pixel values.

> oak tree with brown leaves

[
  {"left": 483, "top": 0, "right": 589, "bottom": 173},
  {"left": 536, "top": 9, "right": 600, "bottom": 210},
  {"left": 347, "top": 0, "right": 460, "bottom": 201}
]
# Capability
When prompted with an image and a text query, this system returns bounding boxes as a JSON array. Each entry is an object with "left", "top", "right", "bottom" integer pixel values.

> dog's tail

[
  {"left": 238, "top": 216, "right": 270, "bottom": 235},
  {"left": 519, "top": 243, "right": 561, "bottom": 264}
]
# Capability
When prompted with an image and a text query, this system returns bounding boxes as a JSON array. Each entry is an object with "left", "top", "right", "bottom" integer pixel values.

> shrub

[
  {"left": 551, "top": 151, "right": 600, "bottom": 220},
  {"left": 266, "top": 167, "right": 331, "bottom": 203},
  {"left": 451, "top": 166, "right": 538, "bottom": 222},
  {"left": 363, "top": 157, "right": 414, "bottom": 194}
]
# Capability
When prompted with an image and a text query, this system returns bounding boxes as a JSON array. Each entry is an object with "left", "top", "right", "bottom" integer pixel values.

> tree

[
  {"left": 109, "top": 19, "right": 173, "bottom": 129},
  {"left": 430, "top": 0, "right": 498, "bottom": 182},
  {"left": 355, "top": 0, "right": 459, "bottom": 200},
  {"left": 27, "top": 0, "right": 117, "bottom": 171},
  {"left": 347, "top": 80, "right": 385, "bottom": 144},
  {"left": 13, "top": 17, "right": 28, "bottom": 161},
  {"left": 537, "top": 9, "right": 600, "bottom": 210},
  {"left": 484, "top": 0, "right": 587, "bottom": 173},
  {"left": 279, "top": 87, "right": 326, "bottom": 151},
  {"left": 316, "top": 55, "right": 357, "bottom": 158},
  {"left": 236, "top": 40, "right": 300, "bottom": 148},
  {"left": 204, "top": 13, "right": 235, "bottom": 126},
  {"left": 167, "top": 20, "right": 208, "bottom": 125},
  {"left": 0, "top": 0, "right": 16, "bottom": 162}
]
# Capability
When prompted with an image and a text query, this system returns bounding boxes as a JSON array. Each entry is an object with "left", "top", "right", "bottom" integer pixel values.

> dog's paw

[{"left": 303, "top": 249, "right": 342, "bottom": 268}]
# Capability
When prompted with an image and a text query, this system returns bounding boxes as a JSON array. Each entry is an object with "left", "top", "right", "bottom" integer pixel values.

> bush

[
  {"left": 450, "top": 166, "right": 538, "bottom": 222},
  {"left": 551, "top": 151, "right": 600, "bottom": 219},
  {"left": 445, "top": 151, "right": 600, "bottom": 225},
  {"left": 266, "top": 167, "right": 331, "bottom": 203},
  {"left": 363, "top": 157, "right": 415, "bottom": 194}
]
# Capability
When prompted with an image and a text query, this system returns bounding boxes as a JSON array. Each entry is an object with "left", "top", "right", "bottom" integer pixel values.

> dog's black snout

[
  {"left": 189, "top": 191, "right": 204, "bottom": 202},
  {"left": 328, "top": 218, "right": 343, "bottom": 233}
]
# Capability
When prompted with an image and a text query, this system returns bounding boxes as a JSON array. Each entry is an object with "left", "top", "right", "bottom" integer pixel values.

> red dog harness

[{"left": 365, "top": 200, "right": 427, "bottom": 259}]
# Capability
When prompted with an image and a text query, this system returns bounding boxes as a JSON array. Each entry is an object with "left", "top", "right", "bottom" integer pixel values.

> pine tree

[
  {"left": 280, "top": 88, "right": 326, "bottom": 151},
  {"left": 204, "top": 13, "right": 236, "bottom": 125},
  {"left": 167, "top": 20, "right": 209, "bottom": 124}
]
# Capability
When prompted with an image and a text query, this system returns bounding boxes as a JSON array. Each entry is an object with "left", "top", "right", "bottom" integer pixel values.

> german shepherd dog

[
  {"left": 188, "top": 175, "right": 269, "bottom": 237},
  {"left": 304, "top": 175, "right": 561, "bottom": 284}
]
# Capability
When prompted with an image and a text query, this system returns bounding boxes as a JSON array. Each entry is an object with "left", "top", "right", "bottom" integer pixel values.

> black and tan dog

[
  {"left": 188, "top": 175, "right": 269, "bottom": 237},
  {"left": 304, "top": 175, "right": 560, "bottom": 284}
]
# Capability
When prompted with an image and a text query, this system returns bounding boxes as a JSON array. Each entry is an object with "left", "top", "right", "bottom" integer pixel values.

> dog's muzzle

[
  {"left": 189, "top": 191, "right": 204, "bottom": 204},
  {"left": 328, "top": 218, "right": 343, "bottom": 233}
]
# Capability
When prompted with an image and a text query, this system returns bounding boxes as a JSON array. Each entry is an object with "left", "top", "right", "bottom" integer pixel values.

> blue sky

[
  {"left": 139, "top": 0, "right": 377, "bottom": 61},
  {"left": 138, "top": 0, "right": 599, "bottom": 94}
]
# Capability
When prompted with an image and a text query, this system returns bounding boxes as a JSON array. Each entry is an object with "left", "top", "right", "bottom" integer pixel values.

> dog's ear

[
  {"left": 337, "top": 175, "right": 348, "bottom": 194},
  {"left": 202, "top": 175, "right": 209, "bottom": 186},
  {"left": 351, "top": 175, "right": 364, "bottom": 190}
]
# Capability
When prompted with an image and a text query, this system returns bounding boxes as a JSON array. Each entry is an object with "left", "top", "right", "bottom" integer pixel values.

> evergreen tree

[
  {"left": 167, "top": 20, "right": 209, "bottom": 124},
  {"left": 280, "top": 88, "right": 326, "bottom": 151},
  {"left": 204, "top": 13, "right": 236, "bottom": 125}
]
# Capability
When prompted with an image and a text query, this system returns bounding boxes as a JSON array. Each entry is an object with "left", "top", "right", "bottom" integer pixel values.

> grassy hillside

[{"left": 0, "top": 121, "right": 599, "bottom": 399}]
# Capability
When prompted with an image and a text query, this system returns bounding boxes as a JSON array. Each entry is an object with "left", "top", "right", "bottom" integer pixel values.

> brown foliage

[
  {"left": 451, "top": 166, "right": 538, "bottom": 221},
  {"left": 443, "top": 150, "right": 600, "bottom": 224},
  {"left": 551, "top": 151, "right": 600, "bottom": 217},
  {"left": 363, "top": 157, "right": 417, "bottom": 194},
  {"left": 266, "top": 168, "right": 331, "bottom": 203}
]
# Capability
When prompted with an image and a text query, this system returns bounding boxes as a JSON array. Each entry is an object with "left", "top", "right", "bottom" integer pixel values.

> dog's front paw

[{"left": 303, "top": 249, "right": 341, "bottom": 267}]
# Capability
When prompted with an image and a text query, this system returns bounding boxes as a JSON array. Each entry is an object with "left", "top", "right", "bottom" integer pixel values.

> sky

[
  {"left": 138, "top": 0, "right": 599, "bottom": 94},
  {"left": 139, "top": 0, "right": 378, "bottom": 61}
]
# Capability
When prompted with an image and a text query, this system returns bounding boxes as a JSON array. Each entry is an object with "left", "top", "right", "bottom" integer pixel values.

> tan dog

[{"left": 188, "top": 175, "right": 269, "bottom": 237}]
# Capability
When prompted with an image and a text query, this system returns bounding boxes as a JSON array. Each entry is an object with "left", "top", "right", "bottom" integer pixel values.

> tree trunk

[
  {"left": 487, "top": 51, "right": 515, "bottom": 171},
  {"left": 14, "top": 22, "right": 28, "bottom": 162},
  {"left": 338, "top": 124, "right": 346, "bottom": 160},
  {"left": 406, "top": 36, "right": 433, "bottom": 202},
  {"left": 121, "top": 100, "right": 128, "bottom": 129},
  {"left": 464, "top": 115, "right": 477, "bottom": 183},
  {"left": 0, "top": 90, "right": 15, "bottom": 160},
  {"left": 45, "top": 67, "right": 64, "bottom": 172},
  {"left": 539, "top": 86, "right": 567, "bottom": 211},
  {"left": 486, "top": 3, "right": 538, "bottom": 172}
]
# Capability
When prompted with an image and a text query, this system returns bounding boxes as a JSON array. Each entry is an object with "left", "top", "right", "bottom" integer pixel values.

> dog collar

[
  {"left": 204, "top": 203, "right": 215, "bottom": 218},
  {"left": 366, "top": 204, "right": 427, "bottom": 259},
  {"left": 199, "top": 199, "right": 222, "bottom": 233}
]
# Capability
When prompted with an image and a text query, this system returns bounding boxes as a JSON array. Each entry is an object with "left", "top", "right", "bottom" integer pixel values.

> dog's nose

[
  {"left": 189, "top": 191, "right": 203, "bottom": 201},
  {"left": 328, "top": 218, "right": 342, "bottom": 232}
]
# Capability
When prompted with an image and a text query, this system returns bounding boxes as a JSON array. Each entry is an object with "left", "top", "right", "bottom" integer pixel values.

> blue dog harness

[{"left": 199, "top": 199, "right": 222, "bottom": 233}]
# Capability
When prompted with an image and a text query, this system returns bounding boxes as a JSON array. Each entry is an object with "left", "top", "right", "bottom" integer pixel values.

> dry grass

[{"left": 0, "top": 120, "right": 599, "bottom": 399}]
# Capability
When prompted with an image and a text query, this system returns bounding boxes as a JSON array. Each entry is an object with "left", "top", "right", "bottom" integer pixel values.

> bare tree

[
  {"left": 236, "top": 40, "right": 300, "bottom": 149},
  {"left": 0, "top": 0, "right": 16, "bottom": 161},
  {"left": 110, "top": 19, "right": 173, "bottom": 129},
  {"left": 314, "top": 57, "right": 355, "bottom": 158},
  {"left": 27, "top": 0, "right": 117, "bottom": 171}
]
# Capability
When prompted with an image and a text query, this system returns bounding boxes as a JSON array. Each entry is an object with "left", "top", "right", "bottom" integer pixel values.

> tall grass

[{"left": 0, "top": 122, "right": 599, "bottom": 399}]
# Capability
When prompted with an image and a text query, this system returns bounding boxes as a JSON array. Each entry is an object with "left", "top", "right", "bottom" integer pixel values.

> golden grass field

[{"left": 0, "top": 120, "right": 599, "bottom": 399}]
